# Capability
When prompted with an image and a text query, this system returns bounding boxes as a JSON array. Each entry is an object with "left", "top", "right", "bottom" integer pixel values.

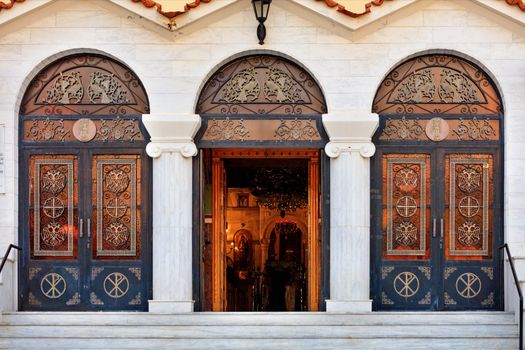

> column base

[
  {"left": 325, "top": 299, "right": 372, "bottom": 313},
  {"left": 148, "top": 300, "right": 194, "bottom": 313}
]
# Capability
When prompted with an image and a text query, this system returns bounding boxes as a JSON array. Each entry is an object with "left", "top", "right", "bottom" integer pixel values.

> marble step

[
  {"left": 0, "top": 324, "right": 518, "bottom": 339},
  {"left": 0, "top": 312, "right": 518, "bottom": 350},
  {"left": 0, "top": 337, "right": 519, "bottom": 350},
  {"left": 1, "top": 311, "right": 517, "bottom": 326}
]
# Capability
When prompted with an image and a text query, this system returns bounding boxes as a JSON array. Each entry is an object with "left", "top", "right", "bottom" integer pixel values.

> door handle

[
  {"left": 432, "top": 218, "right": 436, "bottom": 238},
  {"left": 79, "top": 218, "right": 84, "bottom": 238},
  {"left": 440, "top": 218, "right": 444, "bottom": 239},
  {"left": 87, "top": 218, "right": 91, "bottom": 238}
]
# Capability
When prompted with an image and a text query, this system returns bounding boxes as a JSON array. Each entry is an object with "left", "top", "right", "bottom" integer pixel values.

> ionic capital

[
  {"left": 146, "top": 142, "right": 198, "bottom": 158},
  {"left": 322, "top": 110, "right": 379, "bottom": 159},
  {"left": 325, "top": 141, "right": 376, "bottom": 158},
  {"left": 142, "top": 113, "right": 201, "bottom": 159}
]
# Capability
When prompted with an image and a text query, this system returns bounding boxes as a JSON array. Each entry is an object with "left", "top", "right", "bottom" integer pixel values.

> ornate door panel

[
  {"left": 20, "top": 151, "right": 150, "bottom": 310},
  {"left": 19, "top": 53, "right": 151, "bottom": 311},
  {"left": 372, "top": 149, "right": 501, "bottom": 311},
  {"left": 23, "top": 154, "right": 83, "bottom": 309},
  {"left": 371, "top": 53, "right": 503, "bottom": 311},
  {"left": 376, "top": 153, "right": 436, "bottom": 309},
  {"left": 442, "top": 153, "right": 499, "bottom": 310},
  {"left": 88, "top": 153, "right": 147, "bottom": 309}
]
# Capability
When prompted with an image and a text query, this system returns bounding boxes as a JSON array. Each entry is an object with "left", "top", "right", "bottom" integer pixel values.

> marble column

[
  {"left": 142, "top": 114, "right": 201, "bottom": 313},
  {"left": 323, "top": 111, "right": 379, "bottom": 313}
]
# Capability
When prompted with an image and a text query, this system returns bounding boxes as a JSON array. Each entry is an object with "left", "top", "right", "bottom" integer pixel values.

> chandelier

[{"left": 251, "top": 168, "right": 308, "bottom": 218}]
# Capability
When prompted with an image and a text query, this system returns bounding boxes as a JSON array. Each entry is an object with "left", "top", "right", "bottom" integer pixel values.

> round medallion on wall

[
  {"left": 425, "top": 117, "right": 449, "bottom": 141},
  {"left": 72, "top": 118, "right": 97, "bottom": 142}
]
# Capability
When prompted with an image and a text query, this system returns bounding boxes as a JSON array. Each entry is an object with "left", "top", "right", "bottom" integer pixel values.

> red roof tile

[
  {"left": 316, "top": 0, "right": 391, "bottom": 18},
  {"left": 131, "top": 0, "right": 212, "bottom": 20},
  {"left": 506, "top": 0, "right": 525, "bottom": 11},
  {"left": 0, "top": 0, "right": 24, "bottom": 12}
]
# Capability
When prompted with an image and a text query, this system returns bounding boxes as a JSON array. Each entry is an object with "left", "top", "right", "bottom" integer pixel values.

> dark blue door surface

[
  {"left": 372, "top": 148, "right": 502, "bottom": 311},
  {"left": 20, "top": 149, "right": 151, "bottom": 311}
]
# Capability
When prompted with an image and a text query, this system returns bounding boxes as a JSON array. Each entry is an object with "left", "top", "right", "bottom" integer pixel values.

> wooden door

[{"left": 210, "top": 149, "right": 320, "bottom": 311}]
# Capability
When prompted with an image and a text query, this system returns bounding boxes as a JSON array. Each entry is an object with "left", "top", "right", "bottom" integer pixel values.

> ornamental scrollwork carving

[
  {"left": 393, "top": 69, "right": 435, "bottom": 103},
  {"left": 274, "top": 119, "right": 319, "bottom": 141},
  {"left": 264, "top": 68, "right": 304, "bottom": 103},
  {"left": 197, "top": 55, "right": 326, "bottom": 115},
  {"left": 88, "top": 72, "right": 129, "bottom": 104},
  {"left": 97, "top": 118, "right": 142, "bottom": 142},
  {"left": 21, "top": 54, "right": 149, "bottom": 116},
  {"left": 439, "top": 69, "right": 479, "bottom": 103},
  {"left": 219, "top": 67, "right": 260, "bottom": 103},
  {"left": 381, "top": 117, "right": 425, "bottom": 140},
  {"left": 379, "top": 117, "right": 499, "bottom": 142},
  {"left": 26, "top": 118, "right": 70, "bottom": 142},
  {"left": 373, "top": 55, "right": 501, "bottom": 115},
  {"left": 45, "top": 71, "right": 84, "bottom": 104},
  {"left": 204, "top": 118, "right": 250, "bottom": 141},
  {"left": 452, "top": 118, "right": 496, "bottom": 141}
]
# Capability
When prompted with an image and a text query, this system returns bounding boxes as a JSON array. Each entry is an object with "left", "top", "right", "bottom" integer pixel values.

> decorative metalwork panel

[
  {"left": 379, "top": 117, "right": 499, "bottom": 141},
  {"left": 24, "top": 266, "right": 81, "bottom": 309},
  {"left": 89, "top": 266, "right": 145, "bottom": 310},
  {"left": 201, "top": 117, "right": 322, "bottom": 143},
  {"left": 20, "top": 54, "right": 149, "bottom": 116},
  {"left": 196, "top": 55, "right": 327, "bottom": 115},
  {"left": 378, "top": 265, "right": 434, "bottom": 310},
  {"left": 443, "top": 266, "right": 497, "bottom": 310},
  {"left": 30, "top": 156, "right": 77, "bottom": 258},
  {"left": 373, "top": 55, "right": 502, "bottom": 115},
  {"left": 383, "top": 154, "right": 430, "bottom": 258},
  {"left": 93, "top": 156, "right": 140, "bottom": 258},
  {"left": 446, "top": 154, "right": 493, "bottom": 258},
  {"left": 23, "top": 117, "right": 145, "bottom": 143}
]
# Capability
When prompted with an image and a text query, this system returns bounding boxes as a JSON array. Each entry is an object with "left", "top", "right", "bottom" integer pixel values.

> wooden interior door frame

[{"left": 211, "top": 148, "right": 320, "bottom": 311}]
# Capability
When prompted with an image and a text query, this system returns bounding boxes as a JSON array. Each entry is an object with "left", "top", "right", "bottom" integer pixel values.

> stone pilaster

[
  {"left": 142, "top": 114, "right": 201, "bottom": 313},
  {"left": 323, "top": 111, "right": 379, "bottom": 313}
]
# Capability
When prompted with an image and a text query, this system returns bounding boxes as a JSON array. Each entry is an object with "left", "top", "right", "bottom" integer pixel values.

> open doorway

[{"left": 201, "top": 149, "right": 320, "bottom": 311}]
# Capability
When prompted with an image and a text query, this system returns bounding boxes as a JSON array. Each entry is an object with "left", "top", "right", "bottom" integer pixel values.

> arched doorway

[
  {"left": 370, "top": 53, "right": 503, "bottom": 311},
  {"left": 18, "top": 54, "right": 151, "bottom": 311},
  {"left": 194, "top": 54, "right": 328, "bottom": 311}
]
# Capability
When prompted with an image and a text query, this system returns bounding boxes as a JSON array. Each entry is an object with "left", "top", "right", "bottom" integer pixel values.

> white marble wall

[{"left": 0, "top": 0, "right": 523, "bottom": 312}]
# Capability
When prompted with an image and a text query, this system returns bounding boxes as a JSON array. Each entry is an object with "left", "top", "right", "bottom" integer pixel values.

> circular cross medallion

[
  {"left": 104, "top": 272, "right": 129, "bottom": 298},
  {"left": 395, "top": 196, "right": 418, "bottom": 218},
  {"left": 42, "top": 197, "right": 65, "bottom": 218},
  {"left": 455, "top": 272, "right": 481, "bottom": 299},
  {"left": 40, "top": 272, "right": 67, "bottom": 299},
  {"left": 72, "top": 118, "right": 97, "bottom": 142},
  {"left": 393, "top": 271, "right": 419, "bottom": 298},
  {"left": 425, "top": 117, "right": 449, "bottom": 141},
  {"left": 105, "top": 197, "right": 128, "bottom": 218},
  {"left": 458, "top": 196, "right": 480, "bottom": 218}
]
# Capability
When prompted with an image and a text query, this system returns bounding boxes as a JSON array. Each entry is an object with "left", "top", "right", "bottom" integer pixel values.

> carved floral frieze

[
  {"left": 379, "top": 117, "right": 499, "bottom": 142},
  {"left": 24, "top": 118, "right": 145, "bottom": 143}
]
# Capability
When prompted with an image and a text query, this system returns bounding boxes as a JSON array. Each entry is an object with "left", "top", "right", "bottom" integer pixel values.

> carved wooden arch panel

[
  {"left": 21, "top": 54, "right": 149, "bottom": 116},
  {"left": 373, "top": 54, "right": 502, "bottom": 116},
  {"left": 196, "top": 55, "right": 327, "bottom": 115}
]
